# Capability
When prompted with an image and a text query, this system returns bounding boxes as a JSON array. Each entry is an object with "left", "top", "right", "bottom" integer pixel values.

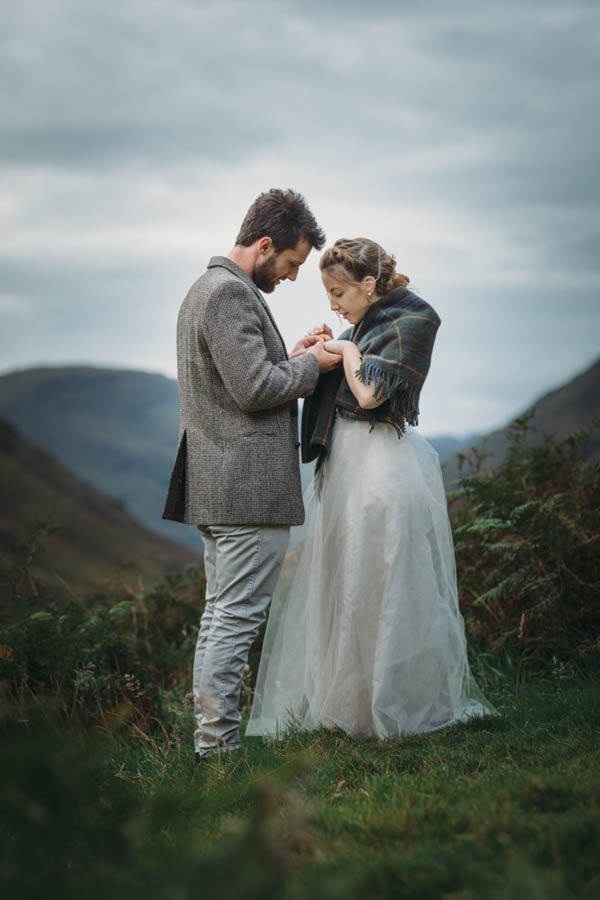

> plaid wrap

[{"left": 302, "top": 287, "right": 441, "bottom": 464}]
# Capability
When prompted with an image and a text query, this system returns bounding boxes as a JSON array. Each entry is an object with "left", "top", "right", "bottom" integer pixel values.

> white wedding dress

[{"left": 246, "top": 415, "right": 496, "bottom": 740}]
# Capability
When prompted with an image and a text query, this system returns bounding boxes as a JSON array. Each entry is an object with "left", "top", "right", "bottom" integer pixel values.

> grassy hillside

[
  {"left": 2, "top": 668, "right": 599, "bottom": 900},
  {"left": 0, "top": 366, "right": 199, "bottom": 548},
  {"left": 0, "top": 416, "right": 195, "bottom": 603},
  {"left": 443, "top": 358, "right": 600, "bottom": 487}
]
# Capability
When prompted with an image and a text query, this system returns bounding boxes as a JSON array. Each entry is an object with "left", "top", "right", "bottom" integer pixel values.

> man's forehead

[{"left": 285, "top": 237, "right": 311, "bottom": 263}]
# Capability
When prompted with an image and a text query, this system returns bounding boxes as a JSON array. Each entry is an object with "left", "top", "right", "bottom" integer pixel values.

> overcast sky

[{"left": 1, "top": 0, "right": 598, "bottom": 435}]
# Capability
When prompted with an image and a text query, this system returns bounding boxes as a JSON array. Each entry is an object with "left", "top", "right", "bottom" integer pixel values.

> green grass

[{"left": 3, "top": 666, "right": 598, "bottom": 899}]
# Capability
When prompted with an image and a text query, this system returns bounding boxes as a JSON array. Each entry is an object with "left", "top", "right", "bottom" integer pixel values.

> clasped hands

[{"left": 290, "top": 324, "right": 350, "bottom": 373}]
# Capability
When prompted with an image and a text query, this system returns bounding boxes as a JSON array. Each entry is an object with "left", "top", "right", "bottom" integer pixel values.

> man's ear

[{"left": 257, "top": 237, "right": 273, "bottom": 255}]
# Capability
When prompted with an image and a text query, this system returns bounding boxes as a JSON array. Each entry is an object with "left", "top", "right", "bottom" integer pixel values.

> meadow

[{"left": 1, "top": 425, "right": 598, "bottom": 899}]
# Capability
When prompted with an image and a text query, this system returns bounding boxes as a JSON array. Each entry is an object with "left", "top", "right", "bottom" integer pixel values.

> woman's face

[{"left": 322, "top": 269, "right": 370, "bottom": 325}]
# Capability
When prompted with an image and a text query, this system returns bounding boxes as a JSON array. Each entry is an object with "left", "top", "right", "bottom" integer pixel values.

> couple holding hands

[{"left": 163, "top": 188, "right": 495, "bottom": 761}]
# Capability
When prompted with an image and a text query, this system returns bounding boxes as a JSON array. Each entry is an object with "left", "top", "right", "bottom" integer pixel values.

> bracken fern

[{"left": 452, "top": 419, "right": 600, "bottom": 669}]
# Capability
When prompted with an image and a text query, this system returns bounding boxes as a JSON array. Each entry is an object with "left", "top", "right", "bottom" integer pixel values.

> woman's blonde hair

[{"left": 319, "top": 238, "right": 409, "bottom": 295}]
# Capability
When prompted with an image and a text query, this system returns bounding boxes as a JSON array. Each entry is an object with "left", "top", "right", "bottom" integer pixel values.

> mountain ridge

[{"left": 442, "top": 357, "right": 600, "bottom": 487}]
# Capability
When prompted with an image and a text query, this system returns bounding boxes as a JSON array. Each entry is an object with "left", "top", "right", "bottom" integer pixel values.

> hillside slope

[
  {"left": 0, "top": 366, "right": 200, "bottom": 548},
  {"left": 0, "top": 416, "right": 195, "bottom": 601}
]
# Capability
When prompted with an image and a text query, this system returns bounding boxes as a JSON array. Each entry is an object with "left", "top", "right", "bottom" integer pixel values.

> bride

[{"left": 246, "top": 238, "right": 496, "bottom": 739}]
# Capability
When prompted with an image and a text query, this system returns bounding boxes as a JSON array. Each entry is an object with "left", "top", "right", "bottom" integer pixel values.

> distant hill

[
  {"left": 442, "top": 358, "right": 600, "bottom": 488},
  {"left": 0, "top": 416, "right": 194, "bottom": 602},
  {"left": 423, "top": 433, "right": 481, "bottom": 460},
  {"left": 0, "top": 366, "right": 201, "bottom": 550},
  {"left": 0, "top": 366, "right": 476, "bottom": 549}
]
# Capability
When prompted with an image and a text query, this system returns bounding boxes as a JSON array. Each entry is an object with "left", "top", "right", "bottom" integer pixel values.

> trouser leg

[
  {"left": 192, "top": 527, "right": 217, "bottom": 732},
  {"left": 194, "top": 524, "right": 290, "bottom": 757}
]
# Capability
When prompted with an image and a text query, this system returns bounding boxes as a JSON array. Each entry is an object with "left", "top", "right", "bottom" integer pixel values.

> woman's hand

[{"left": 309, "top": 323, "right": 333, "bottom": 340}]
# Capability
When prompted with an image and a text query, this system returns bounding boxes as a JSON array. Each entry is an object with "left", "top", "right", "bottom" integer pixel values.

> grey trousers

[{"left": 194, "top": 524, "right": 290, "bottom": 757}]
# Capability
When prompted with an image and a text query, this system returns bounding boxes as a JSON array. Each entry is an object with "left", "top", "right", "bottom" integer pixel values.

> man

[{"left": 162, "top": 188, "right": 339, "bottom": 760}]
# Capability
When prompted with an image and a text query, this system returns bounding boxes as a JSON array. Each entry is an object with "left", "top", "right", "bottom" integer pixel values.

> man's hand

[
  {"left": 307, "top": 341, "right": 342, "bottom": 372},
  {"left": 289, "top": 332, "right": 325, "bottom": 359}
]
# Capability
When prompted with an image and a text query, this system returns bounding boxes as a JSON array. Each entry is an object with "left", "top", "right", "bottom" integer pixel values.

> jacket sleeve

[{"left": 202, "top": 280, "right": 320, "bottom": 412}]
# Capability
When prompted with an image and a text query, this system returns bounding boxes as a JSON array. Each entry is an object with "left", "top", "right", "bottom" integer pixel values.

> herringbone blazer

[{"left": 162, "top": 257, "right": 319, "bottom": 526}]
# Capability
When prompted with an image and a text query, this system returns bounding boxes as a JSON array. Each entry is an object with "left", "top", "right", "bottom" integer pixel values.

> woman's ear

[{"left": 363, "top": 275, "right": 377, "bottom": 296}]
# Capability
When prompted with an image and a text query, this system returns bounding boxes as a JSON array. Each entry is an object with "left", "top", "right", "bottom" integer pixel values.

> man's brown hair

[{"left": 235, "top": 188, "right": 326, "bottom": 252}]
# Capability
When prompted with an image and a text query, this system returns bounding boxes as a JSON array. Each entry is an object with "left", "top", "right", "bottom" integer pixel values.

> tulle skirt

[{"left": 246, "top": 416, "right": 496, "bottom": 739}]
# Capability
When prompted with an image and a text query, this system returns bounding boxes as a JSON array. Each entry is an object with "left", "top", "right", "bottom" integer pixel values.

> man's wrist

[{"left": 302, "top": 349, "right": 321, "bottom": 389}]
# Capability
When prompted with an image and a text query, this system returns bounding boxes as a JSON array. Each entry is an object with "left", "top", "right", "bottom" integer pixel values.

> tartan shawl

[{"left": 301, "top": 287, "right": 441, "bottom": 465}]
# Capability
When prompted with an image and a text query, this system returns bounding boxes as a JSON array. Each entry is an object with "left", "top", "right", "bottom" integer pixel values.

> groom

[{"left": 162, "top": 188, "right": 339, "bottom": 760}]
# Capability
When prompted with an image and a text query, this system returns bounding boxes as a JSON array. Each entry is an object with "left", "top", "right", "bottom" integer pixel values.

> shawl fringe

[
  {"left": 356, "top": 361, "right": 413, "bottom": 400},
  {"left": 357, "top": 363, "right": 421, "bottom": 428}
]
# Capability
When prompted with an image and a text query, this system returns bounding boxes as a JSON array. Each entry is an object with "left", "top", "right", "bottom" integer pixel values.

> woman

[{"left": 246, "top": 238, "right": 496, "bottom": 739}]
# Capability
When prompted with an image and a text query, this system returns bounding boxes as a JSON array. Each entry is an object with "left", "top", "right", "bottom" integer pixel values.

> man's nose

[{"left": 287, "top": 269, "right": 298, "bottom": 282}]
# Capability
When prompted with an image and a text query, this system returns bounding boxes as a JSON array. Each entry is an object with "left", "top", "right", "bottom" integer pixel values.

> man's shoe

[{"left": 195, "top": 745, "right": 241, "bottom": 765}]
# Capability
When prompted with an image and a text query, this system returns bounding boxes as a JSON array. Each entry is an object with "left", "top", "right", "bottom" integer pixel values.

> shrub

[
  {"left": 0, "top": 566, "right": 204, "bottom": 729},
  {"left": 452, "top": 420, "right": 600, "bottom": 669}
]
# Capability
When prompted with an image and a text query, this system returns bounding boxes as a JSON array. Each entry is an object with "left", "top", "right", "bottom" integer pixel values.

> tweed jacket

[{"left": 162, "top": 256, "right": 320, "bottom": 526}]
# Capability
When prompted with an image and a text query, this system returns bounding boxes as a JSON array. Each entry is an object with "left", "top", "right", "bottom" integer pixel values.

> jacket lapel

[{"left": 207, "top": 256, "right": 289, "bottom": 359}]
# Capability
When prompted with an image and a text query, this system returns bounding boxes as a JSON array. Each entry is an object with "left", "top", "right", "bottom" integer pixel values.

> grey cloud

[
  {"left": 1, "top": 2, "right": 290, "bottom": 169},
  {"left": 0, "top": 254, "right": 188, "bottom": 375},
  {"left": 0, "top": 116, "right": 281, "bottom": 168}
]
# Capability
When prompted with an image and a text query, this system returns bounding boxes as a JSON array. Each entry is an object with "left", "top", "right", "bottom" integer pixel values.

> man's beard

[{"left": 252, "top": 254, "right": 279, "bottom": 293}]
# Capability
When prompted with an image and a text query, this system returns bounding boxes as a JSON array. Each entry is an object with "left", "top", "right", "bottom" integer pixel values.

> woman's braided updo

[{"left": 319, "top": 238, "right": 409, "bottom": 295}]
